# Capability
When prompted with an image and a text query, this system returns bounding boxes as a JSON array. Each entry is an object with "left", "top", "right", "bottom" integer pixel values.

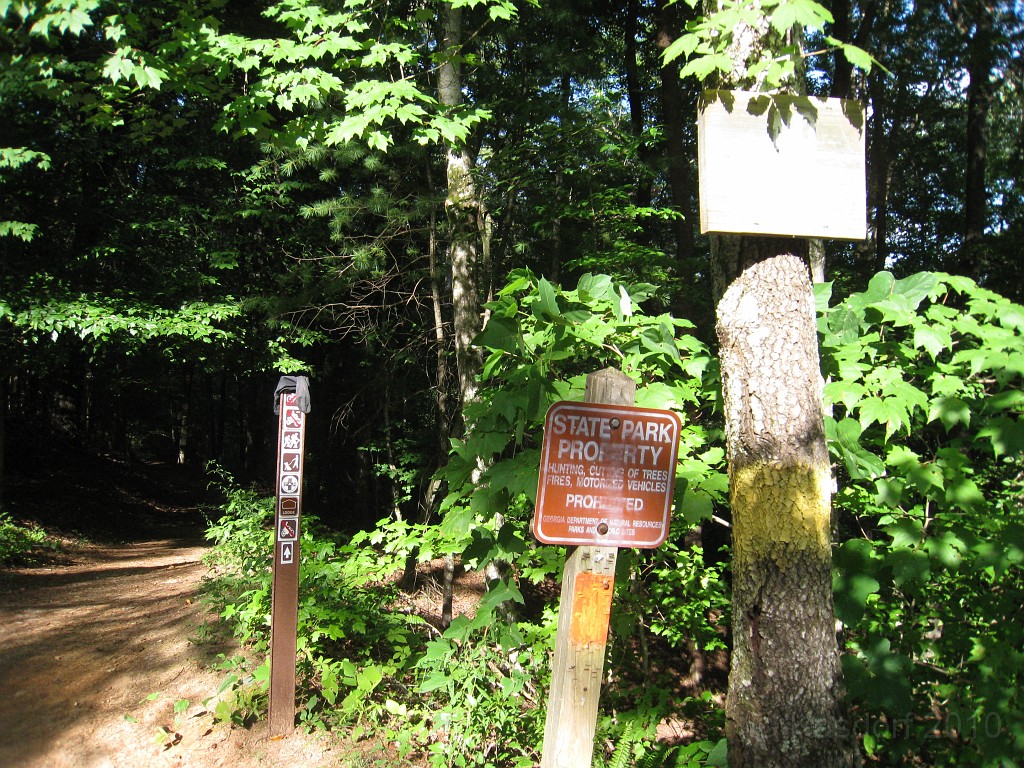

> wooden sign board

[
  {"left": 698, "top": 89, "right": 867, "bottom": 240},
  {"left": 533, "top": 401, "right": 681, "bottom": 549}
]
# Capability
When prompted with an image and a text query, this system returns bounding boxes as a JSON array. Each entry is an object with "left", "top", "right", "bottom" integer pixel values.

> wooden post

[
  {"left": 540, "top": 368, "right": 636, "bottom": 768},
  {"left": 268, "top": 378, "right": 309, "bottom": 737}
]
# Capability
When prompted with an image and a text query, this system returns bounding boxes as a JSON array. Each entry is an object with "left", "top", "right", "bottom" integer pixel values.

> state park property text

[{"left": 533, "top": 402, "right": 681, "bottom": 548}]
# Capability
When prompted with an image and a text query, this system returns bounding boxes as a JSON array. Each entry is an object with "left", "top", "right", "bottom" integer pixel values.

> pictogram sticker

[
  {"left": 279, "top": 497, "right": 299, "bottom": 516},
  {"left": 280, "top": 474, "right": 300, "bottom": 495},
  {"left": 282, "top": 453, "right": 300, "bottom": 472},
  {"left": 280, "top": 542, "right": 294, "bottom": 565},
  {"left": 278, "top": 519, "right": 298, "bottom": 542}
]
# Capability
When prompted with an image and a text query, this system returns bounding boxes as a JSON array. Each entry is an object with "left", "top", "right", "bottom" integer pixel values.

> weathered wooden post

[
  {"left": 535, "top": 368, "right": 680, "bottom": 768},
  {"left": 268, "top": 376, "right": 310, "bottom": 738}
]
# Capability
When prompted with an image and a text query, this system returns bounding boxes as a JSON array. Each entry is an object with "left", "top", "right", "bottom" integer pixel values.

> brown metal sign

[
  {"left": 533, "top": 401, "right": 680, "bottom": 548},
  {"left": 269, "top": 386, "right": 307, "bottom": 737}
]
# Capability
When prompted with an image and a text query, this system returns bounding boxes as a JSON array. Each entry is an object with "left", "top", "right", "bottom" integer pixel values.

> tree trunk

[
  {"left": 655, "top": 1, "right": 697, "bottom": 295},
  {"left": 438, "top": 2, "right": 493, "bottom": 624},
  {"left": 714, "top": 237, "right": 857, "bottom": 768},
  {"left": 439, "top": 2, "right": 483, "bottom": 413},
  {"left": 962, "top": 3, "right": 995, "bottom": 278},
  {"left": 864, "top": 72, "right": 893, "bottom": 276},
  {"left": 0, "top": 373, "right": 6, "bottom": 511},
  {"left": 549, "top": 72, "right": 573, "bottom": 283},
  {"left": 624, "top": 0, "right": 653, "bottom": 212},
  {"left": 177, "top": 369, "right": 193, "bottom": 466},
  {"left": 705, "top": 35, "right": 854, "bottom": 763}
]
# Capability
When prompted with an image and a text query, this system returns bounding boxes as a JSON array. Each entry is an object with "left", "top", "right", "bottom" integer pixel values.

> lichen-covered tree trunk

[
  {"left": 714, "top": 237, "right": 857, "bottom": 768},
  {"left": 439, "top": 1, "right": 509, "bottom": 624},
  {"left": 439, "top": 2, "right": 483, "bottom": 412}
]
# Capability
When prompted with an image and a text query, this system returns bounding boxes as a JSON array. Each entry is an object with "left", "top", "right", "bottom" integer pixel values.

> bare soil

[
  {"left": 0, "top": 447, "right": 343, "bottom": 768},
  {"left": 0, "top": 437, "right": 723, "bottom": 767}
]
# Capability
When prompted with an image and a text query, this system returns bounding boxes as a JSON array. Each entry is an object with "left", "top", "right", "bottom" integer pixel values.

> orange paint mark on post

[{"left": 569, "top": 572, "right": 614, "bottom": 646}]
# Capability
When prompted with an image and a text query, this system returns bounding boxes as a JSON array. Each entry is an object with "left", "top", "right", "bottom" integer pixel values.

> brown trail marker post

[
  {"left": 536, "top": 368, "right": 680, "bottom": 768},
  {"left": 269, "top": 376, "right": 310, "bottom": 738}
]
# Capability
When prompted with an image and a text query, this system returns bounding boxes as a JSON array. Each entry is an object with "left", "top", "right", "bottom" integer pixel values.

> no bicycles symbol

[{"left": 278, "top": 519, "right": 297, "bottom": 541}]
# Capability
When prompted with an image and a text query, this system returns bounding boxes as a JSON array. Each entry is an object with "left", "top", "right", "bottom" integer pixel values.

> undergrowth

[
  {"left": 0, "top": 511, "right": 58, "bottom": 565},
  {"left": 200, "top": 460, "right": 729, "bottom": 767},
  {"left": 196, "top": 271, "right": 1024, "bottom": 767}
]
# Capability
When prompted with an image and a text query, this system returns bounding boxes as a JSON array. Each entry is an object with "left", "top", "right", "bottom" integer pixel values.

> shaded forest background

[
  {"left": 2, "top": 1, "right": 1023, "bottom": 766},
  {"left": 3, "top": 0, "right": 1020, "bottom": 511}
]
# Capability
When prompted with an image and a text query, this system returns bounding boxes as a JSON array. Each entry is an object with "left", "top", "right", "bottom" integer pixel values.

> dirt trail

[{"left": 0, "top": 451, "right": 341, "bottom": 768}]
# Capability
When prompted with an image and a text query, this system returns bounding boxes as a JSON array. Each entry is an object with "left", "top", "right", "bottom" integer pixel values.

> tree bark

[
  {"left": 439, "top": 2, "right": 501, "bottom": 624},
  {"left": 962, "top": 2, "right": 995, "bottom": 278},
  {"left": 624, "top": 0, "right": 653, "bottom": 212},
  {"left": 655, "top": 1, "right": 697, "bottom": 282},
  {"left": 401, "top": 191, "right": 451, "bottom": 594},
  {"left": 439, "top": 2, "right": 483, "bottom": 414},
  {"left": 0, "top": 373, "right": 6, "bottom": 511},
  {"left": 863, "top": 70, "right": 894, "bottom": 276},
  {"left": 714, "top": 238, "right": 857, "bottom": 768}
]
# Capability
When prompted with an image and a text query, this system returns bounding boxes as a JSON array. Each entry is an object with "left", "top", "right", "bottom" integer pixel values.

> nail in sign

[{"left": 533, "top": 401, "right": 680, "bottom": 548}]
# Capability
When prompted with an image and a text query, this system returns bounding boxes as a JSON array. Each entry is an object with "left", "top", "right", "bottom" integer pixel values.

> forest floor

[
  {"left": 0, "top": 443, "right": 350, "bottom": 768},
  {"left": 0, "top": 436, "right": 724, "bottom": 767}
]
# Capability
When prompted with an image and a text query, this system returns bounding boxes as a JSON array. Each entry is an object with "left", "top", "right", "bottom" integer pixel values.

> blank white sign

[{"left": 698, "top": 89, "right": 867, "bottom": 240}]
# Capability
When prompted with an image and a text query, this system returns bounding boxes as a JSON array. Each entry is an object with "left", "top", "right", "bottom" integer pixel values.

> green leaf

[
  {"left": 913, "top": 323, "right": 952, "bottom": 359},
  {"left": 769, "top": 0, "right": 833, "bottom": 33},
  {"left": 859, "top": 396, "right": 909, "bottom": 440},
  {"left": 475, "top": 315, "right": 519, "bottom": 354},
  {"left": 977, "top": 416, "right": 1024, "bottom": 457},
  {"left": 0, "top": 221, "right": 40, "bottom": 241},
  {"left": 417, "top": 670, "right": 452, "bottom": 693},
  {"left": 440, "top": 505, "right": 475, "bottom": 538},
  {"left": 823, "top": 379, "right": 865, "bottom": 412},
  {"left": 887, "top": 445, "right": 944, "bottom": 494},
  {"left": 533, "top": 278, "right": 559, "bottom": 320},
  {"left": 928, "top": 396, "right": 971, "bottom": 431},
  {"left": 943, "top": 475, "right": 984, "bottom": 510},
  {"left": 826, "top": 417, "right": 885, "bottom": 480},
  {"left": 814, "top": 280, "right": 834, "bottom": 313},
  {"left": 680, "top": 52, "right": 733, "bottom": 82},
  {"left": 705, "top": 738, "right": 728, "bottom": 768},
  {"left": 923, "top": 531, "right": 966, "bottom": 570},
  {"left": 576, "top": 273, "right": 615, "bottom": 304},
  {"left": 840, "top": 42, "right": 875, "bottom": 73},
  {"left": 356, "top": 665, "right": 383, "bottom": 692},
  {"left": 885, "top": 517, "right": 923, "bottom": 549},
  {"left": 678, "top": 490, "right": 713, "bottom": 525},
  {"left": 833, "top": 539, "right": 880, "bottom": 624},
  {"left": 824, "top": 305, "right": 863, "bottom": 345},
  {"left": 885, "top": 547, "right": 931, "bottom": 586}
]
